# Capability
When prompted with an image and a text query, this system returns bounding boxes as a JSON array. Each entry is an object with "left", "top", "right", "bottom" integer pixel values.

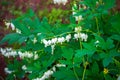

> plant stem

[
  {"left": 116, "top": 42, "right": 120, "bottom": 50},
  {"left": 82, "top": 64, "right": 87, "bottom": 80},
  {"left": 73, "top": 62, "right": 79, "bottom": 80},
  {"left": 95, "top": 17, "right": 100, "bottom": 35},
  {"left": 79, "top": 39, "right": 82, "bottom": 50},
  {"left": 72, "top": 39, "right": 82, "bottom": 80},
  {"left": 79, "top": 39, "right": 87, "bottom": 80}
]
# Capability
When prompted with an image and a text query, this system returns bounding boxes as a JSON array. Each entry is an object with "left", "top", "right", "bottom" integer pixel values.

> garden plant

[{"left": 0, "top": 0, "right": 120, "bottom": 80}]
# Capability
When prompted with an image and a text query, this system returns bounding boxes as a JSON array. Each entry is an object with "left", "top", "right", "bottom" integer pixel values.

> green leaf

[
  {"left": 18, "top": 36, "right": 27, "bottom": 44},
  {"left": 74, "top": 56, "right": 83, "bottom": 66},
  {"left": 6, "top": 74, "right": 14, "bottom": 80},
  {"left": 94, "top": 35, "right": 114, "bottom": 50},
  {"left": 92, "top": 62, "right": 99, "bottom": 74},
  {"left": 94, "top": 34, "right": 105, "bottom": 49},
  {"left": 53, "top": 69, "right": 76, "bottom": 80},
  {"left": 99, "top": 52, "right": 107, "bottom": 59},
  {"left": 110, "top": 35, "right": 120, "bottom": 41},
  {"left": 62, "top": 47, "right": 74, "bottom": 60},
  {"left": 105, "top": 38, "right": 115, "bottom": 49},
  {"left": 27, "top": 62, "right": 41, "bottom": 71},
  {"left": 111, "top": 14, "right": 120, "bottom": 34},
  {"left": 100, "top": 49, "right": 118, "bottom": 67},
  {"left": 103, "top": 0, "right": 115, "bottom": 10},
  {"left": 75, "top": 48, "right": 95, "bottom": 58},
  {"left": 33, "top": 62, "right": 41, "bottom": 69},
  {"left": 82, "top": 0, "right": 96, "bottom": 8},
  {"left": 70, "top": 16, "right": 76, "bottom": 24},
  {"left": 12, "top": 20, "right": 31, "bottom": 35},
  {"left": 59, "top": 60, "right": 73, "bottom": 68},
  {"left": 83, "top": 42, "right": 96, "bottom": 57},
  {"left": 75, "top": 49, "right": 87, "bottom": 58},
  {"left": 28, "top": 71, "right": 43, "bottom": 79},
  {"left": 0, "top": 33, "right": 21, "bottom": 44},
  {"left": 104, "top": 74, "right": 114, "bottom": 80},
  {"left": 109, "top": 49, "right": 120, "bottom": 57},
  {"left": 103, "top": 57, "right": 112, "bottom": 67}
]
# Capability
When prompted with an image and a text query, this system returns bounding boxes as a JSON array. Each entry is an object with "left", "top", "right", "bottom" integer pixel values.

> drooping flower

[
  {"left": 80, "top": 33, "right": 88, "bottom": 41},
  {"left": 34, "top": 54, "right": 39, "bottom": 60},
  {"left": 56, "top": 64, "right": 66, "bottom": 67},
  {"left": 0, "top": 48, "right": 17, "bottom": 58},
  {"left": 5, "top": 22, "right": 15, "bottom": 30},
  {"left": 57, "top": 37, "right": 65, "bottom": 44},
  {"left": 32, "top": 37, "right": 37, "bottom": 44},
  {"left": 75, "top": 27, "right": 82, "bottom": 33},
  {"left": 16, "top": 28, "right": 21, "bottom": 34},
  {"left": 22, "top": 65, "right": 27, "bottom": 70},
  {"left": 75, "top": 15, "right": 83, "bottom": 21},
  {"left": 4, "top": 68, "right": 14, "bottom": 74},
  {"left": 95, "top": 40, "right": 100, "bottom": 47},
  {"left": 48, "top": 40, "right": 52, "bottom": 45},
  {"left": 95, "top": 40, "right": 99, "bottom": 44},
  {"left": 74, "top": 33, "right": 88, "bottom": 41},
  {"left": 42, "top": 39, "right": 49, "bottom": 47},
  {"left": 51, "top": 38, "right": 57, "bottom": 44},
  {"left": 37, "top": 33, "right": 41, "bottom": 36},
  {"left": 33, "top": 68, "right": 54, "bottom": 80},
  {"left": 74, "top": 33, "right": 79, "bottom": 40},
  {"left": 66, "top": 34, "right": 71, "bottom": 42}
]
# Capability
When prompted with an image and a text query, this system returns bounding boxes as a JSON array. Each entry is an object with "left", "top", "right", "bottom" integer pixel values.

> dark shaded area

[
  {"left": 116, "top": 0, "right": 120, "bottom": 11},
  {"left": 0, "top": 54, "right": 6, "bottom": 79}
]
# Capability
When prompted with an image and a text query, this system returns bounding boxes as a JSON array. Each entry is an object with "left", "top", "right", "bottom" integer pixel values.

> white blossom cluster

[
  {"left": 5, "top": 22, "right": 21, "bottom": 34},
  {"left": 42, "top": 34, "right": 71, "bottom": 48},
  {"left": 72, "top": 2, "right": 88, "bottom": 21},
  {"left": 72, "top": 4, "right": 83, "bottom": 21},
  {"left": 74, "top": 33, "right": 88, "bottom": 41},
  {"left": 4, "top": 67, "right": 14, "bottom": 74},
  {"left": 33, "top": 70, "right": 54, "bottom": 80},
  {"left": 0, "top": 48, "right": 17, "bottom": 57},
  {"left": 53, "top": 0, "right": 68, "bottom": 5},
  {"left": 33, "top": 64, "right": 66, "bottom": 80},
  {"left": 21, "top": 63, "right": 66, "bottom": 79},
  {"left": 72, "top": 11, "right": 83, "bottom": 21},
  {"left": 74, "top": 27, "right": 88, "bottom": 41},
  {"left": 42, "top": 34, "right": 71, "bottom": 54},
  {"left": 4, "top": 65, "right": 32, "bottom": 74},
  {"left": 0, "top": 48, "right": 39, "bottom": 60},
  {"left": 33, "top": 66, "right": 55, "bottom": 80},
  {"left": 41, "top": 27, "right": 88, "bottom": 54}
]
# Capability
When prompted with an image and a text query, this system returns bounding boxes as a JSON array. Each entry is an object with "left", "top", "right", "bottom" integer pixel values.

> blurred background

[{"left": 0, "top": 0, "right": 73, "bottom": 45}]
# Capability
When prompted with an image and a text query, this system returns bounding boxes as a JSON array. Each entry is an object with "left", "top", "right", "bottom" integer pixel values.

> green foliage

[
  {"left": 62, "top": 47, "right": 74, "bottom": 60},
  {"left": 0, "top": 0, "right": 120, "bottom": 80},
  {"left": 53, "top": 68, "right": 76, "bottom": 80},
  {"left": 0, "top": 33, "right": 22, "bottom": 44}
]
